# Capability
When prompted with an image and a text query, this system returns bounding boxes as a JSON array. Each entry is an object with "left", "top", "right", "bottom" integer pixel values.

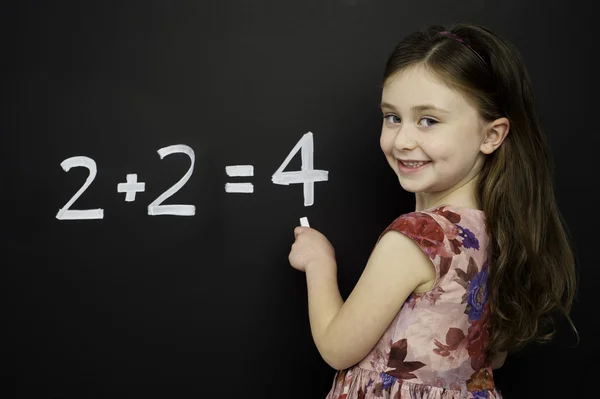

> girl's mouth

[{"left": 397, "top": 160, "right": 431, "bottom": 173}]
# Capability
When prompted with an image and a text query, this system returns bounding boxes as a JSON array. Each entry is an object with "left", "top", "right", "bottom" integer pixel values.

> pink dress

[{"left": 326, "top": 205, "right": 503, "bottom": 399}]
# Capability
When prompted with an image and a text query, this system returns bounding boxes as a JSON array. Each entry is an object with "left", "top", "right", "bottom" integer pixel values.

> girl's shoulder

[
  {"left": 423, "top": 204, "right": 486, "bottom": 232},
  {"left": 381, "top": 204, "right": 488, "bottom": 258},
  {"left": 380, "top": 204, "right": 490, "bottom": 294}
]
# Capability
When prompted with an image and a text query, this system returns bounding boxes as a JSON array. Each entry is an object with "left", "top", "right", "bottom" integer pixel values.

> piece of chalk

[{"left": 300, "top": 217, "right": 310, "bottom": 227}]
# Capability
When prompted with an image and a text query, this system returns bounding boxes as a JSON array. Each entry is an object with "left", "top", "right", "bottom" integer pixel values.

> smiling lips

[
  {"left": 400, "top": 160, "right": 430, "bottom": 166},
  {"left": 397, "top": 159, "right": 431, "bottom": 173}
]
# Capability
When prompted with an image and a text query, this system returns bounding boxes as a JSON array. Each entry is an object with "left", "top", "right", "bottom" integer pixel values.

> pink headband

[{"left": 439, "top": 31, "right": 489, "bottom": 67}]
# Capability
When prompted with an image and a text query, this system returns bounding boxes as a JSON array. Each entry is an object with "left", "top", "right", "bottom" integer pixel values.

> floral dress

[{"left": 326, "top": 205, "right": 503, "bottom": 399}]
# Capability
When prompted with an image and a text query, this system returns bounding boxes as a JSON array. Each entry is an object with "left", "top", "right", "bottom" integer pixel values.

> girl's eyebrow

[{"left": 380, "top": 102, "right": 450, "bottom": 114}]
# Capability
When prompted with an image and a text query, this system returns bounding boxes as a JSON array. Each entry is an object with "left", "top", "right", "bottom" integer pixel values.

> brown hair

[{"left": 382, "top": 23, "right": 579, "bottom": 355}]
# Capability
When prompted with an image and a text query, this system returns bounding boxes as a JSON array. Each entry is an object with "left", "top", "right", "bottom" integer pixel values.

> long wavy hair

[{"left": 382, "top": 23, "right": 578, "bottom": 355}]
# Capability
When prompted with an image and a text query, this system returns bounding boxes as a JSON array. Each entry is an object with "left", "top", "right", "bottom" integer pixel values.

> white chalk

[
  {"left": 225, "top": 165, "right": 254, "bottom": 177},
  {"left": 300, "top": 217, "right": 310, "bottom": 227}
]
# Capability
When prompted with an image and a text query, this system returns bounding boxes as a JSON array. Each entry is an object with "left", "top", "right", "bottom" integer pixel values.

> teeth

[{"left": 403, "top": 161, "right": 428, "bottom": 168}]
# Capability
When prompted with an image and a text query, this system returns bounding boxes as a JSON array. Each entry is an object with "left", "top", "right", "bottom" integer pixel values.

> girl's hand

[{"left": 289, "top": 226, "right": 336, "bottom": 273}]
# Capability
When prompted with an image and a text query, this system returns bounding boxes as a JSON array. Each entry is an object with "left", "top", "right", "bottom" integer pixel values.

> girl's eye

[
  {"left": 384, "top": 115, "right": 401, "bottom": 124},
  {"left": 419, "top": 117, "right": 438, "bottom": 127}
]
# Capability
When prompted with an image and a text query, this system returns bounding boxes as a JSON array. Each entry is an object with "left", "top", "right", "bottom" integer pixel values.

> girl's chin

[{"left": 396, "top": 177, "right": 421, "bottom": 192}]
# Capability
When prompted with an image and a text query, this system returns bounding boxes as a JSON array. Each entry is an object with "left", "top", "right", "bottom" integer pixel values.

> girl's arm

[
  {"left": 296, "top": 230, "right": 436, "bottom": 370},
  {"left": 305, "top": 259, "right": 343, "bottom": 358}
]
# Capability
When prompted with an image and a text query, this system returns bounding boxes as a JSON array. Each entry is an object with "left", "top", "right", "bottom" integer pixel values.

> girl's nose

[{"left": 393, "top": 127, "right": 418, "bottom": 151}]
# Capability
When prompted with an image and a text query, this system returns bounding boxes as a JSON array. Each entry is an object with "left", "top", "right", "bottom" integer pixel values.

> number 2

[
  {"left": 147, "top": 144, "right": 196, "bottom": 216},
  {"left": 56, "top": 156, "right": 104, "bottom": 220}
]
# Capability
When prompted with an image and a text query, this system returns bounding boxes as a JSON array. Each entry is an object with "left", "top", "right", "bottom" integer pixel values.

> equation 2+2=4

[{"left": 55, "top": 132, "right": 328, "bottom": 221}]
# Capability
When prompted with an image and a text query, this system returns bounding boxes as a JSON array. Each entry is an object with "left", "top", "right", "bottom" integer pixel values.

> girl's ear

[{"left": 480, "top": 117, "right": 510, "bottom": 155}]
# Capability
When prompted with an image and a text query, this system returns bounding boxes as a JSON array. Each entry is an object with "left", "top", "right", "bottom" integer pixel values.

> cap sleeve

[{"left": 379, "top": 211, "right": 451, "bottom": 290}]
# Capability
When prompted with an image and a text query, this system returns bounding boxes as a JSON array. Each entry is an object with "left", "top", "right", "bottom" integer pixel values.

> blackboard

[{"left": 5, "top": 1, "right": 595, "bottom": 398}]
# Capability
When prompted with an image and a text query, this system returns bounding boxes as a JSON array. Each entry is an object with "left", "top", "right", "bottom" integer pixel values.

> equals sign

[{"left": 225, "top": 165, "right": 254, "bottom": 193}]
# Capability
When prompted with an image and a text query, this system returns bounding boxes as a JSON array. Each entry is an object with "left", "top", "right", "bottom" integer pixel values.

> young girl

[{"left": 288, "top": 23, "right": 578, "bottom": 398}]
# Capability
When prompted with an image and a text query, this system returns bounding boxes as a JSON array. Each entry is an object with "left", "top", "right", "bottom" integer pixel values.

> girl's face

[{"left": 380, "top": 65, "right": 489, "bottom": 210}]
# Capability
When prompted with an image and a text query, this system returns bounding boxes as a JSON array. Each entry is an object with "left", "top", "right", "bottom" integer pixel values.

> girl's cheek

[{"left": 380, "top": 131, "right": 392, "bottom": 151}]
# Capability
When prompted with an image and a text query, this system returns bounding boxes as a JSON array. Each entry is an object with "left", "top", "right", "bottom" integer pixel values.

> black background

[{"left": 4, "top": 1, "right": 597, "bottom": 398}]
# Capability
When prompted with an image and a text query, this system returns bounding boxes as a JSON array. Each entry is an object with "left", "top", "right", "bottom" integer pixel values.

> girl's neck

[{"left": 414, "top": 176, "right": 481, "bottom": 212}]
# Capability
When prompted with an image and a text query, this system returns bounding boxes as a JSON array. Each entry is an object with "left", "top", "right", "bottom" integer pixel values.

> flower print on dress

[
  {"left": 457, "top": 225, "right": 479, "bottom": 250},
  {"left": 405, "top": 285, "right": 446, "bottom": 310},
  {"left": 460, "top": 261, "right": 491, "bottom": 370},
  {"left": 471, "top": 390, "right": 489, "bottom": 399},
  {"left": 433, "top": 327, "right": 468, "bottom": 358},
  {"left": 336, "top": 369, "right": 349, "bottom": 385},
  {"left": 422, "top": 286, "right": 445, "bottom": 305},
  {"left": 371, "top": 381, "right": 384, "bottom": 397},
  {"left": 386, "top": 339, "right": 426, "bottom": 380},
  {"left": 454, "top": 257, "right": 480, "bottom": 305},
  {"left": 369, "top": 342, "right": 391, "bottom": 373},
  {"left": 467, "top": 302, "right": 491, "bottom": 370},
  {"left": 466, "top": 261, "right": 489, "bottom": 321},
  {"left": 385, "top": 212, "right": 450, "bottom": 263},
  {"left": 467, "top": 366, "right": 496, "bottom": 392},
  {"left": 404, "top": 292, "right": 422, "bottom": 310},
  {"left": 381, "top": 372, "right": 397, "bottom": 390},
  {"left": 432, "top": 206, "right": 480, "bottom": 253},
  {"left": 432, "top": 206, "right": 462, "bottom": 224}
]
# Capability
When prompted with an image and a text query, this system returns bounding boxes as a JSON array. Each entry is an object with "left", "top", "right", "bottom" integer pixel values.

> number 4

[{"left": 271, "top": 132, "right": 328, "bottom": 206}]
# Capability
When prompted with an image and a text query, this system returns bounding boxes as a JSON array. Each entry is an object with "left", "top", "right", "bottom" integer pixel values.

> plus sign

[{"left": 117, "top": 174, "right": 146, "bottom": 202}]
